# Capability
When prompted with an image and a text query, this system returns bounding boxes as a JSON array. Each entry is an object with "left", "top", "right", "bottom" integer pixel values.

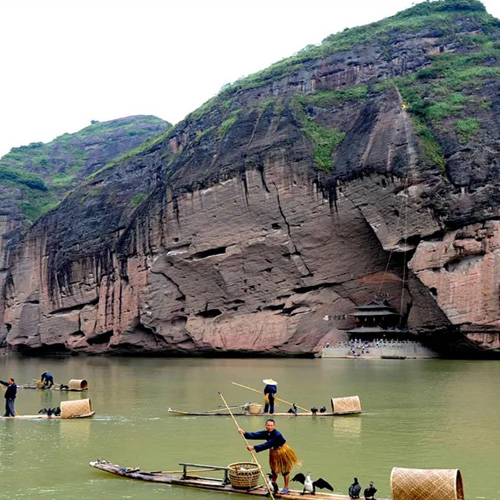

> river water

[{"left": 0, "top": 356, "right": 498, "bottom": 500}]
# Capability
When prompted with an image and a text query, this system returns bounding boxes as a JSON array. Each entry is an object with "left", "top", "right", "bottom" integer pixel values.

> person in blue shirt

[
  {"left": 263, "top": 378, "right": 278, "bottom": 414},
  {"left": 41, "top": 372, "right": 54, "bottom": 388},
  {"left": 238, "top": 418, "right": 301, "bottom": 494},
  {"left": 0, "top": 378, "right": 17, "bottom": 417}
]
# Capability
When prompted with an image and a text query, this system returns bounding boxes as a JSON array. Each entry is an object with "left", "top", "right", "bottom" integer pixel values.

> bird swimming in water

[
  {"left": 292, "top": 472, "right": 334, "bottom": 495},
  {"left": 265, "top": 473, "right": 279, "bottom": 495},
  {"left": 319, "top": 406, "right": 327, "bottom": 413}
]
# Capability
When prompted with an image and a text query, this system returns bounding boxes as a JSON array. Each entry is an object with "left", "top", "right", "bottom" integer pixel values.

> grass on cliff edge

[
  {"left": 186, "top": 0, "right": 493, "bottom": 116},
  {"left": 0, "top": 116, "right": 169, "bottom": 222}
]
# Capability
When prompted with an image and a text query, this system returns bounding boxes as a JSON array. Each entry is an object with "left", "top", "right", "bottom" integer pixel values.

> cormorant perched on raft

[
  {"left": 38, "top": 407, "right": 61, "bottom": 417},
  {"left": 349, "top": 477, "right": 361, "bottom": 498},
  {"left": 364, "top": 481, "right": 377, "bottom": 499},
  {"left": 265, "top": 473, "right": 279, "bottom": 495},
  {"left": 319, "top": 406, "right": 327, "bottom": 413},
  {"left": 310, "top": 406, "right": 318, "bottom": 414},
  {"left": 292, "top": 472, "right": 334, "bottom": 495},
  {"left": 287, "top": 404, "right": 298, "bottom": 415}
]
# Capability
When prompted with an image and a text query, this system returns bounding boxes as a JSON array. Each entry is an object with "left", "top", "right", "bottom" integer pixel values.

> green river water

[{"left": 0, "top": 356, "right": 498, "bottom": 500}]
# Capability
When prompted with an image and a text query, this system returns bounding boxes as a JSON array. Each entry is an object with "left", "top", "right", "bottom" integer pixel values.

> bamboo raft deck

[
  {"left": 168, "top": 408, "right": 360, "bottom": 417},
  {"left": 90, "top": 460, "right": 385, "bottom": 499},
  {"left": 18, "top": 384, "right": 88, "bottom": 392},
  {"left": 0, "top": 412, "right": 95, "bottom": 420}
]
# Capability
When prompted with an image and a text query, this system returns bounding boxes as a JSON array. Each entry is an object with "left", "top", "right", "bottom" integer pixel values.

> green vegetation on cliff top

[
  {"left": 209, "top": 0, "right": 494, "bottom": 99},
  {"left": 184, "top": 0, "right": 499, "bottom": 173},
  {"left": 0, "top": 116, "right": 169, "bottom": 222}
]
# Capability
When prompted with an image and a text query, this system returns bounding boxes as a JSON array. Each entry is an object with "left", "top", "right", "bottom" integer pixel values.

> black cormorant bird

[{"left": 292, "top": 472, "right": 334, "bottom": 495}]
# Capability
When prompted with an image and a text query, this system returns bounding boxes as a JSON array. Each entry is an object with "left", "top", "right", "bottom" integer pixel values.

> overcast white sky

[{"left": 1, "top": 0, "right": 499, "bottom": 157}]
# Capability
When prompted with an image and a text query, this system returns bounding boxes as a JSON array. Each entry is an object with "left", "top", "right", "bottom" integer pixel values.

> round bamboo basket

[
  {"left": 228, "top": 462, "right": 261, "bottom": 489},
  {"left": 61, "top": 398, "right": 93, "bottom": 418},
  {"left": 331, "top": 395, "right": 361, "bottom": 413},
  {"left": 68, "top": 379, "right": 88, "bottom": 390},
  {"left": 247, "top": 403, "right": 262, "bottom": 415},
  {"left": 391, "top": 467, "right": 465, "bottom": 500}
]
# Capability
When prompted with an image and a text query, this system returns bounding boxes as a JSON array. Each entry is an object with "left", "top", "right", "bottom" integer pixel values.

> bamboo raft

[
  {"left": 0, "top": 412, "right": 94, "bottom": 420},
  {"left": 168, "top": 396, "right": 362, "bottom": 417},
  {"left": 168, "top": 408, "right": 359, "bottom": 417},
  {"left": 19, "top": 379, "right": 89, "bottom": 392},
  {"left": 0, "top": 398, "right": 95, "bottom": 420},
  {"left": 90, "top": 459, "right": 385, "bottom": 499}
]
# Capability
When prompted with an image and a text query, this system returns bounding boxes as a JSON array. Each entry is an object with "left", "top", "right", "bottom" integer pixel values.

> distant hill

[{"left": 0, "top": 115, "right": 171, "bottom": 225}]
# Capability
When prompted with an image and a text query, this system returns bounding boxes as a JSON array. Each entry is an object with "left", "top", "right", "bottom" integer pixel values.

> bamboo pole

[
  {"left": 218, "top": 391, "right": 275, "bottom": 500},
  {"left": 231, "top": 382, "right": 309, "bottom": 413},
  {"left": 150, "top": 468, "right": 217, "bottom": 474}
]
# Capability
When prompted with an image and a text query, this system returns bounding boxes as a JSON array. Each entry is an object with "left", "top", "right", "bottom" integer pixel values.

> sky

[{"left": 1, "top": 0, "right": 500, "bottom": 158}]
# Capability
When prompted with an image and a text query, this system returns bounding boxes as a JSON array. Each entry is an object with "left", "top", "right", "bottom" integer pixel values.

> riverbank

[{"left": 321, "top": 340, "right": 439, "bottom": 359}]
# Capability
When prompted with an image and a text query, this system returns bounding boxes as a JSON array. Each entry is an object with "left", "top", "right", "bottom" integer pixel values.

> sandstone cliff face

[
  {"left": 3, "top": 0, "right": 500, "bottom": 356},
  {"left": 0, "top": 116, "right": 170, "bottom": 343}
]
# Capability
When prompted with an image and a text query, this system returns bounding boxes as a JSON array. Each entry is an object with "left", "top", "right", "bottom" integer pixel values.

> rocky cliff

[
  {"left": 3, "top": 0, "right": 500, "bottom": 357},
  {"left": 0, "top": 116, "right": 170, "bottom": 345}
]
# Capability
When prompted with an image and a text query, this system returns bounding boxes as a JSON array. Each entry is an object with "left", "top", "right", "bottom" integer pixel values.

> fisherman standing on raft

[
  {"left": 0, "top": 378, "right": 17, "bottom": 417},
  {"left": 238, "top": 418, "right": 301, "bottom": 494},
  {"left": 263, "top": 378, "right": 277, "bottom": 414}
]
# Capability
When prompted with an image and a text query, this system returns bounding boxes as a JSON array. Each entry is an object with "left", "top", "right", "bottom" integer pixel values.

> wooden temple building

[{"left": 346, "top": 299, "right": 409, "bottom": 339}]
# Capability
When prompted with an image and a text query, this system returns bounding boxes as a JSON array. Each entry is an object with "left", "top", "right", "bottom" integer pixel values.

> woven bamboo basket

[
  {"left": 61, "top": 398, "right": 93, "bottom": 418},
  {"left": 247, "top": 403, "right": 262, "bottom": 415},
  {"left": 228, "top": 462, "right": 261, "bottom": 489},
  {"left": 391, "top": 467, "right": 465, "bottom": 500},
  {"left": 68, "top": 379, "right": 88, "bottom": 390},
  {"left": 331, "top": 395, "right": 362, "bottom": 413}
]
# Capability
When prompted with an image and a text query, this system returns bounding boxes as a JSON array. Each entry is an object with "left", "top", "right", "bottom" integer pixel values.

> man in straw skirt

[{"left": 239, "top": 418, "right": 301, "bottom": 494}]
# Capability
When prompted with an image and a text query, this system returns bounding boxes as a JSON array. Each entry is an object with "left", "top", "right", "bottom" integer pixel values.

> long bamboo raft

[
  {"left": 19, "top": 379, "right": 89, "bottom": 392},
  {"left": 168, "top": 408, "right": 359, "bottom": 416},
  {"left": 90, "top": 459, "right": 386, "bottom": 499},
  {"left": 168, "top": 395, "right": 362, "bottom": 417},
  {"left": 19, "top": 384, "right": 88, "bottom": 392},
  {"left": 0, "top": 412, "right": 94, "bottom": 420},
  {"left": 0, "top": 398, "right": 95, "bottom": 420}
]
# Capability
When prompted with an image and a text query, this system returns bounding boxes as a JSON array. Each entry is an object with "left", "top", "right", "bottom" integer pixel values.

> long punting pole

[
  {"left": 231, "top": 382, "right": 310, "bottom": 413},
  {"left": 218, "top": 391, "right": 276, "bottom": 500}
]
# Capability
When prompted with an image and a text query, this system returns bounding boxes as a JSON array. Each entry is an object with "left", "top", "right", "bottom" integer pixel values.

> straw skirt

[{"left": 269, "top": 444, "right": 301, "bottom": 474}]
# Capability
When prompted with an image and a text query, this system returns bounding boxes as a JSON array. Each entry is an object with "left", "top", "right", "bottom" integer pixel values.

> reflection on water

[
  {"left": 0, "top": 357, "right": 499, "bottom": 499},
  {"left": 331, "top": 414, "right": 362, "bottom": 438}
]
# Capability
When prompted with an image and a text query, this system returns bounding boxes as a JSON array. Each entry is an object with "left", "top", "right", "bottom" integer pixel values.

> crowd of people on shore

[{"left": 324, "top": 338, "right": 419, "bottom": 358}]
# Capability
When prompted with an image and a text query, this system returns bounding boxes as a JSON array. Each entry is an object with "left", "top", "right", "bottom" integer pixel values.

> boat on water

[
  {"left": 19, "top": 379, "right": 89, "bottom": 392},
  {"left": 169, "top": 395, "right": 362, "bottom": 417},
  {"left": 91, "top": 460, "right": 464, "bottom": 500},
  {"left": 0, "top": 412, "right": 94, "bottom": 420},
  {"left": 0, "top": 398, "right": 94, "bottom": 420},
  {"left": 90, "top": 459, "right": 376, "bottom": 499},
  {"left": 168, "top": 408, "right": 359, "bottom": 417}
]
